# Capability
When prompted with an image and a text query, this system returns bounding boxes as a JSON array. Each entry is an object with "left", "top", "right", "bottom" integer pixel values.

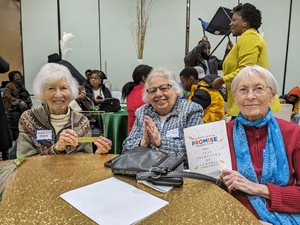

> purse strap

[{"left": 136, "top": 170, "right": 224, "bottom": 188}]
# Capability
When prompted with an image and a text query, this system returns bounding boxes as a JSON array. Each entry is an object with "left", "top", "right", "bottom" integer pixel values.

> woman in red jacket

[
  {"left": 220, "top": 65, "right": 300, "bottom": 224},
  {"left": 121, "top": 64, "right": 152, "bottom": 133}
]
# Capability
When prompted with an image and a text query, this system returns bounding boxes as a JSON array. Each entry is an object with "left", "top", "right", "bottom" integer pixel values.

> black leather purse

[
  {"left": 105, "top": 147, "right": 225, "bottom": 189},
  {"left": 99, "top": 98, "right": 121, "bottom": 112}
]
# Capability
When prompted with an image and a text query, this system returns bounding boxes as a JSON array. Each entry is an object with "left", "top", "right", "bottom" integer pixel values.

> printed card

[{"left": 183, "top": 120, "right": 232, "bottom": 179}]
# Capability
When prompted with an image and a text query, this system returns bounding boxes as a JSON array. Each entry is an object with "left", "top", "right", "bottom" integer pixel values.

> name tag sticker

[
  {"left": 36, "top": 130, "right": 53, "bottom": 141},
  {"left": 166, "top": 128, "right": 179, "bottom": 139}
]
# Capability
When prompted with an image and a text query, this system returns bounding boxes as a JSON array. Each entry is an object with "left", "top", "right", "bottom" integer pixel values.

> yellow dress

[{"left": 222, "top": 28, "right": 281, "bottom": 116}]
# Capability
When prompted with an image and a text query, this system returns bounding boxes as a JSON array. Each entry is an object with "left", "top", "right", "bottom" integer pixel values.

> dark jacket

[
  {"left": 84, "top": 82, "right": 112, "bottom": 105},
  {"left": 0, "top": 56, "right": 12, "bottom": 158},
  {"left": 184, "top": 42, "right": 222, "bottom": 75},
  {"left": 3, "top": 82, "right": 32, "bottom": 112},
  {"left": 3, "top": 81, "right": 32, "bottom": 140}
]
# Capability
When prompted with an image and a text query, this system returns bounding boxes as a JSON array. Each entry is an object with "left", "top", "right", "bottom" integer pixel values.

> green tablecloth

[{"left": 103, "top": 107, "right": 128, "bottom": 154}]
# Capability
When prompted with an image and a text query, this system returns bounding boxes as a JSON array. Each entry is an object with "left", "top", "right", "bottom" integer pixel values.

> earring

[{"left": 243, "top": 23, "right": 247, "bottom": 27}]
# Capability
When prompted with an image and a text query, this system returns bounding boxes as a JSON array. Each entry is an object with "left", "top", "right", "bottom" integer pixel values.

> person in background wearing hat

[
  {"left": 179, "top": 67, "right": 224, "bottom": 123},
  {"left": 280, "top": 86, "right": 300, "bottom": 124}
]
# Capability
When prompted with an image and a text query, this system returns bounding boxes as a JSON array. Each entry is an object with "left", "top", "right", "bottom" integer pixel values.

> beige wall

[{"left": 0, "top": 0, "right": 22, "bottom": 83}]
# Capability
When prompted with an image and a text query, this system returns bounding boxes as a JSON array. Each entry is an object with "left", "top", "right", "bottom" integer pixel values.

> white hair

[
  {"left": 142, "top": 68, "right": 182, "bottom": 103},
  {"left": 231, "top": 65, "right": 279, "bottom": 96},
  {"left": 32, "top": 63, "right": 78, "bottom": 103}
]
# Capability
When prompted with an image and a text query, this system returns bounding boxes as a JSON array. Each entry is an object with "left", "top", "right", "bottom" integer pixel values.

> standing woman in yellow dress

[{"left": 212, "top": 3, "right": 280, "bottom": 117}]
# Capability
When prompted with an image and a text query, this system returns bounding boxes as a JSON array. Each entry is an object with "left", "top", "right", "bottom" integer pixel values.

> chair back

[
  {"left": 273, "top": 104, "right": 293, "bottom": 121},
  {"left": 111, "top": 91, "right": 122, "bottom": 102}
]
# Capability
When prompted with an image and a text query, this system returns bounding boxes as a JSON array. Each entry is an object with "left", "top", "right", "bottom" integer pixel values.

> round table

[{"left": 0, "top": 154, "right": 260, "bottom": 225}]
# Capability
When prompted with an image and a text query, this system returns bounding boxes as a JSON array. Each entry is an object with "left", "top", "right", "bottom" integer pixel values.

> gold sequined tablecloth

[{"left": 0, "top": 154, "right": 260, "bottom": 225}]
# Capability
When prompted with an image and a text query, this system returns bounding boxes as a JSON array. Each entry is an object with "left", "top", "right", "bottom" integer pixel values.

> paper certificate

[
  {"left": 60, "top": 177, "right": 168, "bottom": 225},
  {"left": 183, "top": 120, "right": 232, "bottom": 179}
]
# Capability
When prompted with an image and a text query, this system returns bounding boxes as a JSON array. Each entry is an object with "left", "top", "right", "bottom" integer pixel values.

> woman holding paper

[
  {"left": 17, "top": 63, "right": 112, "bottom": 157},
  {"left": 220, "top": 65, "right": 300, "bottom": 224},
  {"left": 122, "top": 68, "right": 204, "bottom": 152}
]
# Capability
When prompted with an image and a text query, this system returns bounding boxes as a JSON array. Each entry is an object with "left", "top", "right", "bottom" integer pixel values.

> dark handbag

[
  {"left": 105, "top": 146, "right": 225, "bottom": 189},
  {"left": 99, "top": 98, "right": 121, "bottom": 112}
]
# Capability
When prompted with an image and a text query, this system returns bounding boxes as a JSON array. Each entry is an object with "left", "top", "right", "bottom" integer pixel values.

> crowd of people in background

[{"left": 1, "top": 2, "right": 300, "bottom": 224}]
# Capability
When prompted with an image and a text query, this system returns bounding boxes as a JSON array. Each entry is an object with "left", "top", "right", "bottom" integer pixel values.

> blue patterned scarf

[{"left": 234, "top": 109, "right": 300, "bottom": 224}]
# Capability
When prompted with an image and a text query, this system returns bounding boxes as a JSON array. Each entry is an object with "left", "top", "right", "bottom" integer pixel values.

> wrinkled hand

[
  {"left": 56, "top": 129, "right": 79, "bottom": 151},
  {"left": 144, "top": 115, "right": 161, "bottom": 147},
  {"left": 76, "top": 86, "right": 87, "bottom": 101},
  {"left": 94, "top": 136, "right": 112, "bottom": 154},
  {"left": 20, "top": 100, "right": 28, "bottom": 110},
  {"left": 202, "top": 35, "right": 208, "bottom": 42},
  {"left": 220, "top": 169, "right": 270, "bottom": 199},
  {"left": 220, "top": 169, "right": 255, "bottom": 194},
  {"left": 76, "top": 92, "right": 86, "bottom": 101},
  {"left": 212, "top": 77, "right": 224, "bottom": 89},
  {"left": 140, "top": 124, "right": 151, "bottom": 148}
]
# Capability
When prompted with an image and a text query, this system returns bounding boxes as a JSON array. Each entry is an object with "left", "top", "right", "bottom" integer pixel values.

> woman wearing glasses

[
  {"left": 85, "top": 70, "right": 112, "bottom": 107},
  {"left": 220, "top": 65, "right": 300, "bottom": 224},
  {"left": 122, "top": 68, "right": 204, "bottom": 152}
]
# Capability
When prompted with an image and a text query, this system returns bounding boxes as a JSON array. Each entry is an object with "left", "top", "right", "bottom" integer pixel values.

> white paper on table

[
  {"left": 60, "top": 177, "right": 168, "bottom": 225},
  {"left": 137, "top": 180, "right": 173, "bottom": 193},
  {"left": 183, "top": 120, "right": 232, "bottom": 179}
]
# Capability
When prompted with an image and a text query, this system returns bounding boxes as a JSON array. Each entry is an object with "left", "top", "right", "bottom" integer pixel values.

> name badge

[
  {"left": 166, "top": 128, "right": 180, "bottom": 139},
  {"left": 36, "top": 130, "right": 53, "bottom": 141}
]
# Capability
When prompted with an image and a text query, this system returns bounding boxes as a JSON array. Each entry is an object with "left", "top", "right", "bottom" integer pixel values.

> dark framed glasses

[{"left": 146, "top": 84, "right": 172, "bottom": 95}]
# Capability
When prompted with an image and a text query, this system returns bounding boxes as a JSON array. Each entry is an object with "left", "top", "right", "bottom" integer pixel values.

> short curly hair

[
  {"left": 33, "top": 63, "right": 78, "bottom": 103},
  {"left": 142, "top": 68, "right": 182, "bottom": 103},
  {"left": 233, "top": 3, "right": 262, "bottom": 30}
]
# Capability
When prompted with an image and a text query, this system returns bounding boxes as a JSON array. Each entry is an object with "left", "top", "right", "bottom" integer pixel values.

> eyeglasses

[
  {"left": 146, "top": 84, "right": 172, "bottom": 95},
  {"left": 236, "top": 86, "right": 271, "bottom": 96}
]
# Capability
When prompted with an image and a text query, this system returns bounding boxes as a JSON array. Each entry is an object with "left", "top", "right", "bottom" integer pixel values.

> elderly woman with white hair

[
  {"left": 122, "top": 68, "right": 204, "bottom": 152},
  {"left": 17, "top": 63, "right": 112, "bottom": 157},
  {"left": 219, "top": 65, "right": 300, "bottom": 224}
]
